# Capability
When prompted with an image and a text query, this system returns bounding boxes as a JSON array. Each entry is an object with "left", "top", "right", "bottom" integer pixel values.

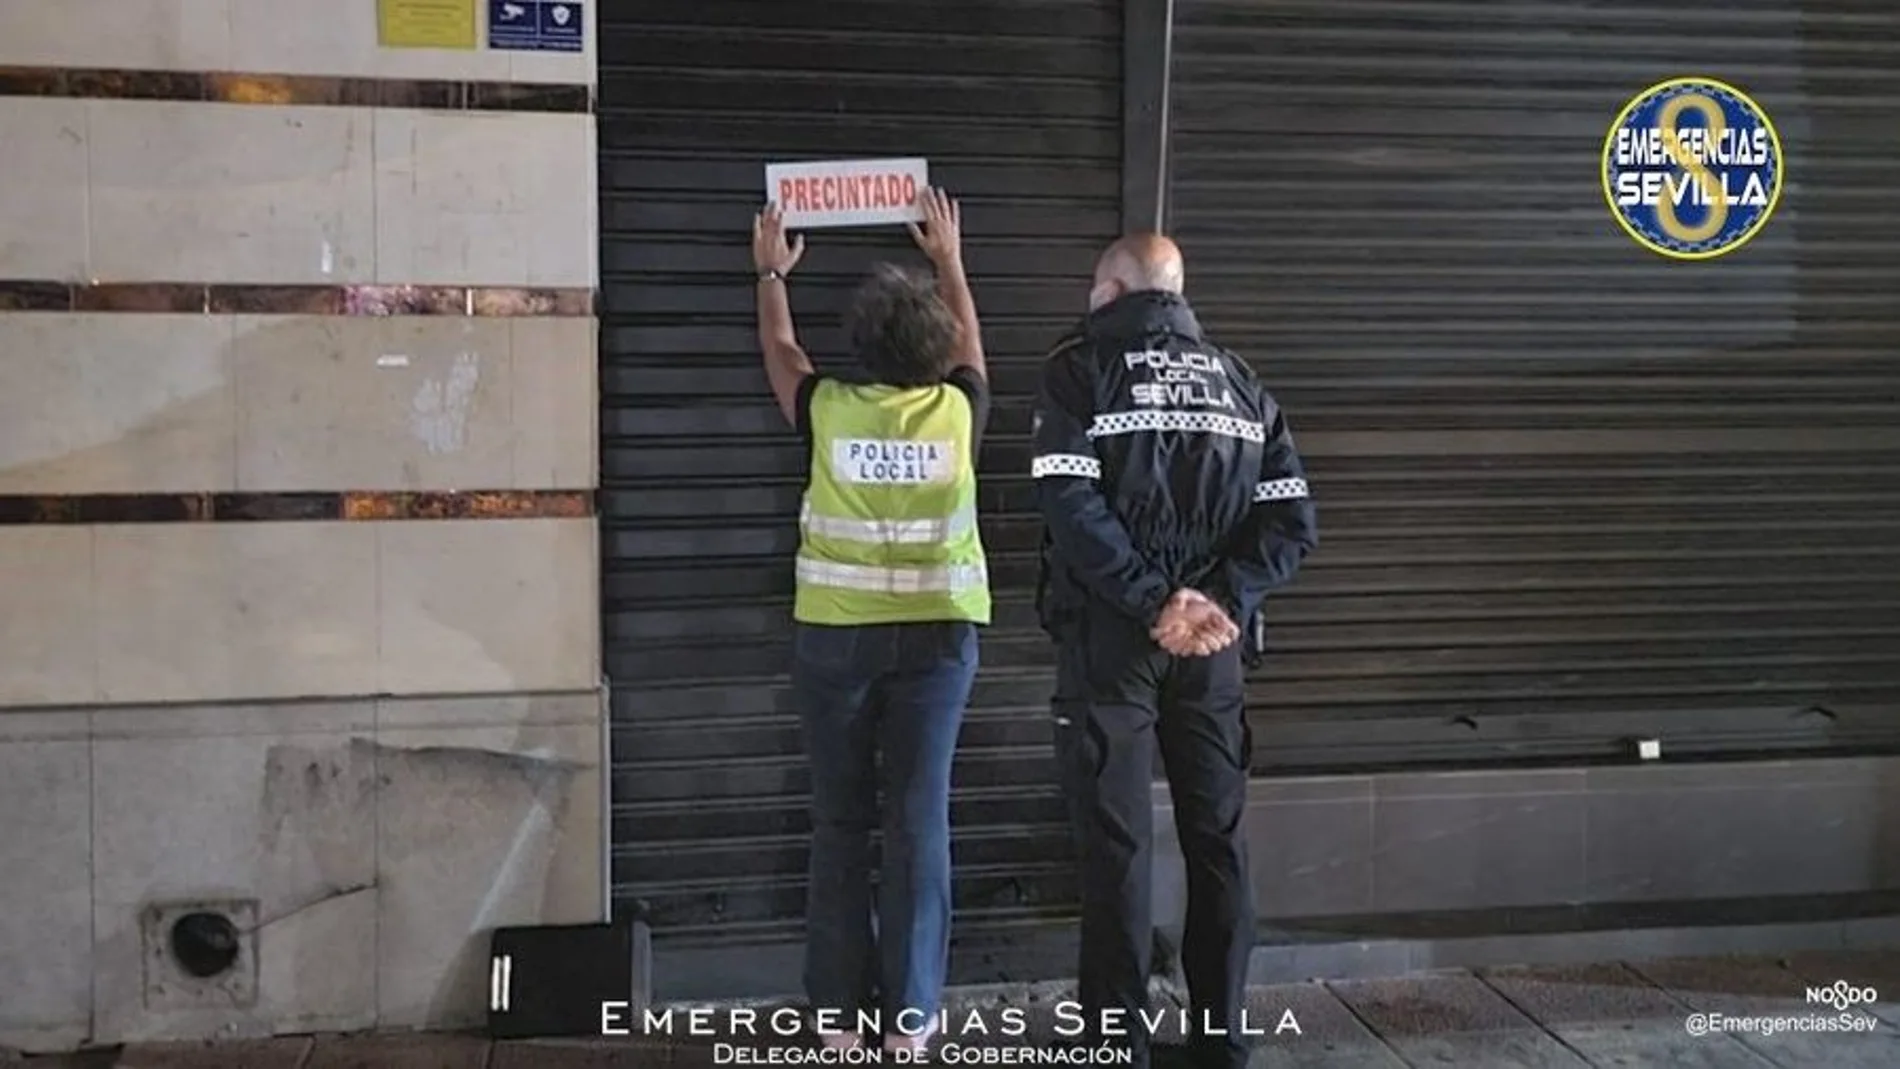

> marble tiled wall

[
  {"left": 1, "top": 99, "right": 597, "bottom": 286},
  {"left": 0, "top": 0, "right": 596, "bottom": 83},
  {"left": 1, "top": 694, "right": 604, "bottom": 1050},
  {"left": 0, "top": 5, "right": 602, "bottom": 1052},
  {"left": 0, "top": 315, "right": 597, "bottom": 495},
  {"left": 0, "top": 518, "right": 599, "bottom": 707}
]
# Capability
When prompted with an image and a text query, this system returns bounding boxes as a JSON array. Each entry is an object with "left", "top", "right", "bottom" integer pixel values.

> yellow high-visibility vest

[{"left": 795, "top": 378, "right": 991, "bottom": 626}]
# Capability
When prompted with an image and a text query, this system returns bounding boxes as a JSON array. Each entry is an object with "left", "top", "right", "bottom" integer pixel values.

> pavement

[{"left": 12, "top": 949, "right": 1900, "bottom": 1068}]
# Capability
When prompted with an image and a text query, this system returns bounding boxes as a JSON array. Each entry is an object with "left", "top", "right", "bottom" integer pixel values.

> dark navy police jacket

[{"left": 1031, "top": 290, "right": 1318, "bottom": 640}]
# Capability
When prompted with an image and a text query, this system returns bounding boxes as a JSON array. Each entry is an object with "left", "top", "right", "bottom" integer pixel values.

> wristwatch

[{"left": 757, "top": 268, "right": 786, "bottom": 282}]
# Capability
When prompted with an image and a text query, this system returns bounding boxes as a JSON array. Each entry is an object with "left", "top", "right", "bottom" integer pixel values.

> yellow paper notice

[{"left": 379, "top": 0, "right": 478, "bottom": 49}]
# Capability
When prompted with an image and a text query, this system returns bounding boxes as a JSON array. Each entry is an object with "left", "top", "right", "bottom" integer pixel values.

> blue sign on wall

[{"left": 488, "top": 0, "right": 583, "bottom": 53}]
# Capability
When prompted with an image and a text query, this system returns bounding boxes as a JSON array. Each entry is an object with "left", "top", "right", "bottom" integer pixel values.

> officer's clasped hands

[{"left": 1151, "top": 589, "right": 1241, "bottom": 657}]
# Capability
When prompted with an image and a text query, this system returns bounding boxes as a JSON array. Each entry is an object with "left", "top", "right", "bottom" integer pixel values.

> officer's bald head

[{"left": 1089, "top": 232, "right": 1185, "bottom": 311}]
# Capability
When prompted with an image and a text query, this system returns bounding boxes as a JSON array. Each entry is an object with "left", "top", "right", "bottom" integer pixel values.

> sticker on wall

[
  {"left": 379, "top": 0, "right": 478, "bottom": 50},
  {"left": 764, "top": 158, "right": 931, "bottom": 230},
  {"left": 488, "top": 0, "right": 584, "bottom": 53}
]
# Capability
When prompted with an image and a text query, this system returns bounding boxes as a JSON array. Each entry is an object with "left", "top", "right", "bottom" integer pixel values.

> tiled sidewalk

[{"left": 14, "top": 950, "right": 1900, "bottom": 1068}]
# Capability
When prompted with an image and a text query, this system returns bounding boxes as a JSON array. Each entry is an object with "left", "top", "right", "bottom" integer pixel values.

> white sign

[{"left": 765, "top": 157, "right": 929, "bottom": 229}]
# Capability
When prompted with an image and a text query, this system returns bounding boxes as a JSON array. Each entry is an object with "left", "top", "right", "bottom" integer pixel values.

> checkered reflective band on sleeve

[
  {"left": 795, "top": 558, "right": 990, "bottom": 594},
  {"left": 1087, "top": 409, "right": 1267, "bottom": 443},
  {"left": 799, "top": 500, "right": 977, "bottom": 544},
  {"left": 1031, "top": 453, "right": 1103, "bottom": 479},
  {"left": 1254, "top": 477, "right": 1310, "bottom": 502}
]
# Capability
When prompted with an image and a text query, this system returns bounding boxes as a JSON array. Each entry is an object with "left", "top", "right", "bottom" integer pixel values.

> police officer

[
  {"left": 1031, "top": 234, "right": 1317, "bottom": 1069},
  {"left": 751, "top": 190, "right": 991, "bottom": 1054}
]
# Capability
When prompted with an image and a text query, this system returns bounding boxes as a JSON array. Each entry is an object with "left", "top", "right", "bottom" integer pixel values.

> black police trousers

[{"left": 1052, "top": 611, "right": 1255, "bottom": 1069}]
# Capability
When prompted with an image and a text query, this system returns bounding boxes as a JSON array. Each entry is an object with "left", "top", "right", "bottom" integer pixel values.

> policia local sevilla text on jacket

[
  {"left": 1031, "top": 289, "right": 1317, "bottom": 1069},
  {"left": 1034, "top": 290, "right": 1314, "bottom": 634}
]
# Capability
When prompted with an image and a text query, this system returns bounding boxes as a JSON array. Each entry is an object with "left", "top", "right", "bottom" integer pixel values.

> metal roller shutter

[
  {"left": 597, "top": 0, "right": 1121, "bottom": 964},
  {"left": 1168, "top": 0, "right": 1900, "bottom": 768}
]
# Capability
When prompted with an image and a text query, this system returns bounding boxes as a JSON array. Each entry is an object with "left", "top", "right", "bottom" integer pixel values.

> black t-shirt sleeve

[
  {"left": 792, "top": 373, "right": 823, "bottom": 440},
  {"left": 945, "top": 366, "right": 992, "bottom": 449}
]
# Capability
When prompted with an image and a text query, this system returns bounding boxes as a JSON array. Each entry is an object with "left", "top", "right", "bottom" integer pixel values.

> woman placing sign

[{"left": 751, "top": 189, "right": 991, "bottom": 1053}]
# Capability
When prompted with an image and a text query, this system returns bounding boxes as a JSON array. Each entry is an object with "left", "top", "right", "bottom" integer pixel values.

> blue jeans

[{"left": 792, "top": 620, "right": 979, "bottom": 1033}]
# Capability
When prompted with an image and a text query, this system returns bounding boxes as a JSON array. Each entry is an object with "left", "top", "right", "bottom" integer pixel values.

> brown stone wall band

[
  {"left": 0, "top": 283, "right": 594, "bottom": 317},
  {"left": 0, "top": 491, "right": 596, "bottom": 525},
  {"left": 0, "top": 66, "right": 592, "bottom": 113}
]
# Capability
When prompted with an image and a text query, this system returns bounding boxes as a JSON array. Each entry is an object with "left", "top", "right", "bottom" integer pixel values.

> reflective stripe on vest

[
  {"left": 799, "top": 499, "right": 978, "bottom": 545},
  {"left": 796, "top": 558, "right": 988, "bottom": 595}
]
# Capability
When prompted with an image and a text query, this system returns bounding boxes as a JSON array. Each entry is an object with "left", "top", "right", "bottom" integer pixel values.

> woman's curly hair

[{"left": 845, "top": 263, "right": 960, "bottom": 388}]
